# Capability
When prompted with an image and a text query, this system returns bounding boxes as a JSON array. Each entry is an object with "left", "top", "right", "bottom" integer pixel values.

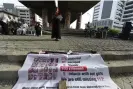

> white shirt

[
  {"left": 0, "top": 14, "right": 4, "bottom": 21},
  {"left": 2, "top": 16, "right": 8, "bottom": 23},
  {"left": 57, "top": 15, "right": 63, "bottom": 21},
  {"left": 23, "top": 23, "right": 28, "bottom": 29}
]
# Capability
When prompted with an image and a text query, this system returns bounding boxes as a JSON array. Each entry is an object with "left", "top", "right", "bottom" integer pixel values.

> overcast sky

[
  {"left": 0, "top": 0, "right": 94, "bottom": 29},
  {"left": 0, "top": 0, "right": 24, "bottom": 6}
]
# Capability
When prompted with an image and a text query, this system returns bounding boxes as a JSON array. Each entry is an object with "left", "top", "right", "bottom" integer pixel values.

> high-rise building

[
  {"left": 122, "top": 1, "right": 133, "bottom": 25},
  {"left": 16, "top": 7, "right": 42, "bottom": 26},
  {"left": 3, "top": 3, "right": 18, "bottom": 15},
  {"left": 16, "top": 7, "right": 31, "bottom": 25},
  {"left": 91, "top": 0, "right": 126, "bottom": 30},
  {"left": 0, "top": 3, "right": 42, "bottom": 26}
]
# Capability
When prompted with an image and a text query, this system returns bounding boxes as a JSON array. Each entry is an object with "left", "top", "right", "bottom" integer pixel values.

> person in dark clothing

[
  {"left": 0, "top": 21, "right": 8, "bottom": 35},
  {"left": 51, "top": 8, "right": 63, "bottom": 41},
  {"left": 0, "top": 20, "right": 4, "bottom": 34},
  {"left": 35, "top": 22, "right": 41, "bottom": 36},
  {"left": 84, "top": 22, "right": 90, "bottom": 37}
]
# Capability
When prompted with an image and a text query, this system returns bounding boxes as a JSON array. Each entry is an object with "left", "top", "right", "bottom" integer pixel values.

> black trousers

[{"left": 0, "top": 21, "right": 8, "bottom": 35}]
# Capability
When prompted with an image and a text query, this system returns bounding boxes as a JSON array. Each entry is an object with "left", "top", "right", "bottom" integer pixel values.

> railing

[
  {"left": 123, "top": 14, "right": 133, "bottom": 18},
  {"left": 124, "top": 12, "right": 133, "bottom": 15},
  {"left": 126, "top": 1, "right": 133, "bottom": 6},
  {"left": 125, "top": 5, "right": 133, "bottom": 10},
  {"left": 122, "top": 16, "right": 133, "bottom": 20},
  {"left": 124, "top": 9, "right": 133, "bottom": 14}
]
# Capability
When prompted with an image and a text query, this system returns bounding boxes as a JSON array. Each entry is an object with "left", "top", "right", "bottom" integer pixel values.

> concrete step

[
  {"left": 0, "top": 63, "right": 21, "bottom": 80},
  {"left": 1, "top": 51, "right": 133, "bottom": 64},
  {"left": 0, "top": 80, "right": 16, "bottom": 89},
  {"left": 1, "top": 60, "right": 133, "bottom": 80},
  {"left": 101, "top": 51, "right": 133, "bottom": 60},
  {"left": 107, "top": 60, "right": 133, "bottom": 74},
  {"left": 0, "top": 74, "right": 133, "bottom": 89},
  {"left": 111, "top": 73, "right": 133, "bottom": 89}
]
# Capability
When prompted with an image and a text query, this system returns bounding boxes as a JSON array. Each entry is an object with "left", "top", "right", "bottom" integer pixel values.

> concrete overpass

[{"left": 19, "top": 0, "right": 99, "bottom": 29}]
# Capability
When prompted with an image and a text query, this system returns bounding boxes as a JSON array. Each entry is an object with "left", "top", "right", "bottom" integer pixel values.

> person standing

[
  {"left": 51, "top": 8, "right": 63, "bottom": 41},
  {"left": 35, "top": 22, "right": 41, "bottom": 36},
  {"left": 22, "top": 23, "right": 28, "bottom": 35},
  {"left": 1, "top": 15, "right": 9, "bottom": 35},
  {"left": 84, "top": 22, "right": 90, "bottom": 37}
]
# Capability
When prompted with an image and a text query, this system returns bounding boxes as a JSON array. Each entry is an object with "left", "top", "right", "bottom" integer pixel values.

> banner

[{"left": 12, "top": 53, "right": 120, "bottom": 89}]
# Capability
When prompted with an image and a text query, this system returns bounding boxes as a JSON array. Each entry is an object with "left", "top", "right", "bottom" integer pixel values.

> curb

[{"left": 0, "top": 54, "right": 133, "bottom": 63}]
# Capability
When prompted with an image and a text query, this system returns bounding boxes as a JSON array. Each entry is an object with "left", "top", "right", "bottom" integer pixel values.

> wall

[{"left": 35, "top": 14, "right": 42, "bottom": 25}]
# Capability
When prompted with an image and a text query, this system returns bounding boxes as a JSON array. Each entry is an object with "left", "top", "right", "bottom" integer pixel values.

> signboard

[{"left": 12, "top": 53, "right": 120, "bottom": 89}]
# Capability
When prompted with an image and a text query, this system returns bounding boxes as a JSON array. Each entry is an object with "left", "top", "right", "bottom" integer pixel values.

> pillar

[
  {"left": 65, "top": 10, "right": 71, "bottom": 29},
  {"left": 76, "top": 12, "right": 82, "bottom": 29},
  {"left": 42, "top": 8, "right": 48, "bottom": 30}
]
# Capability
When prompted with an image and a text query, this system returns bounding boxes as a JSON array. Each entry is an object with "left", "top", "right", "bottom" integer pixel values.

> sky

[
  {"left": 70, "top": 8, "right": 94, "bottom": 29},
  {"left": 0, "top": 0, "right": 94, "bottom": 29},
  {"left": 0, "top": 0, "right": 24, "bottom": 6}
]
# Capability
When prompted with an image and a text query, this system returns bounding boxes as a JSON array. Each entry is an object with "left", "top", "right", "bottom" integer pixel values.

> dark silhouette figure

[
  {"left": 51, "top": 8, "right": 63, "bottom": 41},
  {"left": 35, "top": 22, "right": 41, "bottom": 36},
  {"left": 120, "top": 22, "right": 132, "bottom": 40},
  {"left": 0, "top": 20, "right": 8, "bottom": 35}
]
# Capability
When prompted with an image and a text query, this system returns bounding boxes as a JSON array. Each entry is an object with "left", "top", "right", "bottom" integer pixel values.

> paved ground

[
  {"left": 111, "top": 74, "right": 133, "bottom": 89},
  {"left": 0, "top": 35, "right": 133, "bottom": 55}
]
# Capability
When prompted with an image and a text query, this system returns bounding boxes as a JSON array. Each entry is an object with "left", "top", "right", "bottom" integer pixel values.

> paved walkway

[{"left": 0, "top": 35, "right": 133, "bottom": 55}]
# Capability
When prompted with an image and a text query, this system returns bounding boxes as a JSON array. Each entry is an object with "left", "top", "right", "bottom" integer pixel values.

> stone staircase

[
  {"left": 0, "top": 35, "right": 133, "bottom": 89},
  {"left": 0, "top": 52, "right": 133, "bottom": 89},
  {"left": 46, "top": 29, "right": 85, "bottom": 36}
]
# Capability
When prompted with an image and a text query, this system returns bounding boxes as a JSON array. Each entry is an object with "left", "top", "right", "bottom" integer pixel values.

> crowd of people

[
  {"left": 84, "top": 22, "right": 109, "bottom": 38},
  {"left": 0, "top": 17, "right": 43, "bottom": 36},
  {"left": 0, "top": 8, "right": 63, "bottom": 41}
]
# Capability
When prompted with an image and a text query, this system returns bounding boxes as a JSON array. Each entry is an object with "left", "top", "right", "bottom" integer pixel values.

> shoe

[{"left": 55, "top": 39, "right": 59, "bottom": 41}]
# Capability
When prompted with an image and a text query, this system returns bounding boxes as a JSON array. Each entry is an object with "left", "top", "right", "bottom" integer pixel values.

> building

[
  {"left": 122, "top": 1, "right": 133, "bottom": 26},
  {"left": 0, "top": 3, "right": 42, "bottom": 26},
  {"left": 0, "top": 5, "right": 3, "bottom": 11},
  {"left": 0, "top": 3, "right": 34, "bottom": 25},
  {"left": 91, "top": 0, "right": 125, "bottom": 30},
  {"left": 3, "top": 3, "right": 18, "bottom": 15},
  {"left": 0, "top": 3, "right": 31, "bottom": 25},
  {"left": 93, "top": 2, "right": 101, "bottom": 21},
  {"left": 17, "top": 7, "right": 42, "bottom": 26},
  {"left": 0, "top": 10, "right": 19, "bottom": 22},
  {"left": 16, "top": 7, "right": 31, "bottom": 25},
  {"left": 35, "top": 14, "right": 42, "bottom": 25},
  {"left": 0, "top": 3, "right": 18, "bottom": 22}
]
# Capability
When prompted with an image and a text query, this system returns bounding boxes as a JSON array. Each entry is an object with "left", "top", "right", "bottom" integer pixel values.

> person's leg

[
  {"left": 1, "top": 22, "right": 5, "bottom": 34},
  {"left": 21, "top": 30, "right": 23, "bottom": 35},
  {"left": 4, "top": 23, "right": 8, "bottom": 35},
  {"left": 55, "top": 38, "right": 59, "bottom": 41}
]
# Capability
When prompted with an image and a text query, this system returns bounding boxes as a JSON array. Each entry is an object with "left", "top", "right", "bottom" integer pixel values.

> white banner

[{"left": 12, "top": 53, "right": 120, "bottom": 89}]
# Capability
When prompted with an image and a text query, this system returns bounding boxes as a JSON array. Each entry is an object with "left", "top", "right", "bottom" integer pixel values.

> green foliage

[
  {"left": 97, "top": 26, "right": 104, "bottom": 29},
  {"left": 108, "top": 28, "right": 120, "bottom": 37}
]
